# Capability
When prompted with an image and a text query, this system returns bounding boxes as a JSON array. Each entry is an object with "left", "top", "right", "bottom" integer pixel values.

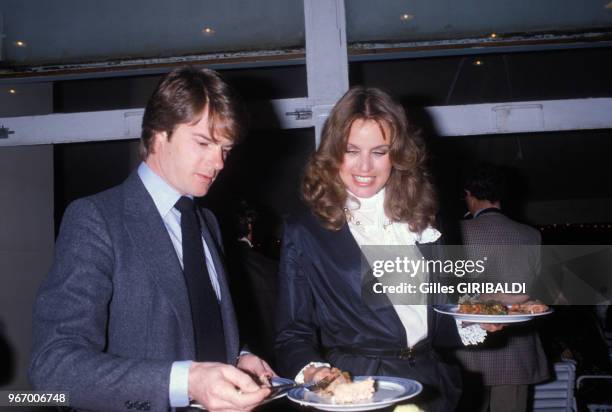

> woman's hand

[
  {"left": 462, "top": 321, "right": 506, "bottom": 332},
  {"left": 303, "top": 365, "right": 334, "bottom": 383},
  {"left": 479, "top": 323, "right": 506, "bottom": 332}
]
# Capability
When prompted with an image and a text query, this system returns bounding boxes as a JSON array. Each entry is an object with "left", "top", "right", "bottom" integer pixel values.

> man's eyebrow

[
  {"left": 192, "top": 132, "right": 215, "bottom": 142},
  {"left": 193, "top": 132, "right": 234, "bottom": 148}
]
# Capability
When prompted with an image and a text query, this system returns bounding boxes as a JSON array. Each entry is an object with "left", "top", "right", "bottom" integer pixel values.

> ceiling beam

[
  {"left": 0, "top": 50, "right": 306, "bottom": 85},
  {"left": 426, "top": 98, "right": 612, "bottom": 136},
  {"left": 2, "top": 32, "right": 611, "bottom": 85},
  {"left": 2, "top": 98, "right": 611, "bottom": 147},
  {"left": 349, "top": 31, "right": 612, "bottom": 62}
]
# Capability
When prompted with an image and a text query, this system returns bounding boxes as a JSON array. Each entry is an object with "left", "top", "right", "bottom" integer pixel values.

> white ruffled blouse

[
  {"left": 344, "top": 188, "right": 440, "bottom": 347},
  {"left": 344, "top": 188, "right": 485, "bottom": 347}
]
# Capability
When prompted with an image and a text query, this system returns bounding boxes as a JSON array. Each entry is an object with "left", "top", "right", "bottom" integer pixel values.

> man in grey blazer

[
  {"left": 30, "top": 67, "right": 273, "bottom": 411},
  {"left": 455, "top": 164, "right": 549, "bottom": 412}
]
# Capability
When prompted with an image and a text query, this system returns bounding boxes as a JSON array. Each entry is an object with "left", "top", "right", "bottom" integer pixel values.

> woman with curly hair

[{"left": 275, "top": 87, "right": 477, "bottom": 411}]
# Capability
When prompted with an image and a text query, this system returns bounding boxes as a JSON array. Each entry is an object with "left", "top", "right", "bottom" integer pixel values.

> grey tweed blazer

[
  {"left": 453, "top": 210, "right": 549, "bottom": 385},
  {"left": 29, "top": 170, "right": 239, "bottom": 411}
]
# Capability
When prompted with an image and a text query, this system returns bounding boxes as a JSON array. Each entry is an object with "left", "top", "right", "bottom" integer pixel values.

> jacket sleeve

[
  {"left": 29, "top": 199, "right": 172, "bottom": 412},
  {"left": 432, "top": 312, "right": 463, "bottom": 348},
  {"left": 274, "top": 220, "right": 327, "bottom": 378},
  {"left": 427, "top": 239, "right": 464, "bottom": 348}
]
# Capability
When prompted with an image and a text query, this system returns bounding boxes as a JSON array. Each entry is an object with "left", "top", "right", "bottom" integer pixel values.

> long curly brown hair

[{"left": 302, "top": 86, "right": 438, "bottom": 232}]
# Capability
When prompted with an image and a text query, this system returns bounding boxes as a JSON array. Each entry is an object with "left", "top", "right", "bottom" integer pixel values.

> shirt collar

[
  {"left": 345, "top": 187, "right": 386, "bottom": 213},
  {"left": 345, "top": 187, "right": 441, "bottom": 243},
  {"left": 473, "top": 207, "right": 502, "bottom": 218},
  {"left": 238, "top": 237, "right": 253, "bottom": 248},
  {"left": 138, "top": 162, "right": 186, "bottom": 218}
]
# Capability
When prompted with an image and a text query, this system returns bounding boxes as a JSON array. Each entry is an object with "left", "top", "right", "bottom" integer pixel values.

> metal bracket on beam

[
  {"left": 285, "top": 109, "right": 313, "bottom": 120},
  {"left": 0, "top": 125, "right": 14, "bottom": 139}
]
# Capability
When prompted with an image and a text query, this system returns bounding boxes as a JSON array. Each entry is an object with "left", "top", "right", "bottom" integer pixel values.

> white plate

[
  {"left": 191, "top": 376, "right": 294, "bottom": 410},
  {"left": 287, "top": 376, "right": 422, "bottom": 411},
  {"left": 434, "top": 304, "right": 553, "bottom": 323}
]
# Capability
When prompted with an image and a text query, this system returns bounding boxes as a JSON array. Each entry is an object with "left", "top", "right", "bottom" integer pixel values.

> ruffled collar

[
  {"left": 345, "top": 187, "right": 385, "bottom": 211},
  {"left": 345, "top": 188, "right": 390, "bottom": 228},
  {"left": 344, "top": 188, "right": 441, "bottom": 244}
]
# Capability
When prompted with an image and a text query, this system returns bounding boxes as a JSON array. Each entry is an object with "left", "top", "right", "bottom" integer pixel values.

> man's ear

[
  {"left": 151, "top": 130, "right": 168, "bottom": 151},
  {"left": 464, "top": 190, "right": 475, "bottom": 210}
]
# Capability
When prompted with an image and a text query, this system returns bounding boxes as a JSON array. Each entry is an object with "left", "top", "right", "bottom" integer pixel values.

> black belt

[{"left": 328, "top": 343, "right": 431, "bottom": 362}]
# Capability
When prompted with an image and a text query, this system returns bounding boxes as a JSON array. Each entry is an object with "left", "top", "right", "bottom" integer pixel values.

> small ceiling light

[
  {"left": 605, "top": 1, "right": 612, "bottom": 9},
  {"left": 400, "top": 13, "right": 414, "bottom": 21},
  {"left": 202, "top": 27, "right": 215, "bottom": 35},
  {"left": 490, "top": 33, "right": 498, "bottom": 39},
  {"left": 14, "top": 40, "right": 27, "bottom": 47},
  {"left": 8, "top": 89, "right": 16, "bottom": 95},
  {"left": 473, "top": 60, "right": 484, "bottom": 66}
]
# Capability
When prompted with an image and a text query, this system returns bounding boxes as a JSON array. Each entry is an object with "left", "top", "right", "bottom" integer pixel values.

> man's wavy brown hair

[{"left": 302, "top": 86, "right": 438, "bottom": 232}]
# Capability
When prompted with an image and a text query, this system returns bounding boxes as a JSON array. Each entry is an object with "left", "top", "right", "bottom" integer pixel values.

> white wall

[{"left": 0, "top": 82, "right": 54, "bottom": 397}]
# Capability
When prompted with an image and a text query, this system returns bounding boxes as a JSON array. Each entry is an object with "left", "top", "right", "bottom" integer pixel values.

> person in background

[
  {"left": 455, "top": 163, "right": 549, "bottom": 412},
  {"left": 30, "top": 67, "right": 273, "bottom": 412},
  {"left": 228, "top": 200, "right": 280, "bottom": 365}
]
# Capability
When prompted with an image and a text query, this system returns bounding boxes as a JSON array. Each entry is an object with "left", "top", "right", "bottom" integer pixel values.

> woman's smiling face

[{"left": 339, "top": 118, "right": 392, "bottom": 198}]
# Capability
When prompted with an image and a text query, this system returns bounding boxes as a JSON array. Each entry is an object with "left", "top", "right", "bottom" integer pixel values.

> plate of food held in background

[{"left": 434, "top": 296, "right": 552, "bottom": 323}]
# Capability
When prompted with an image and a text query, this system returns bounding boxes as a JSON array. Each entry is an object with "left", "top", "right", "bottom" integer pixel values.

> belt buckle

[
  {"left": 399, "top": 347, "right": 416, "bottom": 366},
  {"left": 398, "top": 347, "right": 413, "bottom": 360}
]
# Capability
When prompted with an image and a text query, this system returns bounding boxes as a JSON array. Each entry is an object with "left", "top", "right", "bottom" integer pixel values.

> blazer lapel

[
  {"left": 335, "top": 222, "right": 409, "bottom": 347},
  {"left": 416, "top": 240, "right": 446, "bottom": 337},
  {"left": 122, "top": 172, "right": 195, "bottom": 356},
  {"left": 198, "top": 211, "right": 239, "bottom": 363}
]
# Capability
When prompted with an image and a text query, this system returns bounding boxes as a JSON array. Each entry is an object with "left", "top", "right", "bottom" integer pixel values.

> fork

[{"left": 268, "top": 375, "right": 335, "bottom": 398}]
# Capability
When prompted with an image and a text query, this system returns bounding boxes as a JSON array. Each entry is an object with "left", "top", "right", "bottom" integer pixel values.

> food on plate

[
  {"left": 314, "top": 368, "right": 375, "bottom": 404},
  {"left": 458, "top": 295, "right": 549, "bottom": 315},
  {"left": 508, "top": 300, "right": 549, "bottom": 314},
  {"left": 331, "top": 379, "right": 376, "bottom": 404},
  {"left": 458, "top": 301, "right": 507, "bottom": 315}
]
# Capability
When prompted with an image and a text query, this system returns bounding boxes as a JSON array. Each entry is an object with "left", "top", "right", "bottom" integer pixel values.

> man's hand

[
  {"left": 188, "top": 362, "right": 271, "bottom": 412},
  {"left": 236, "top": 353, "right": 276, "bottom": 383},
  {"left": 303, "top": 365, "right": 333, "bottom": 383}
]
